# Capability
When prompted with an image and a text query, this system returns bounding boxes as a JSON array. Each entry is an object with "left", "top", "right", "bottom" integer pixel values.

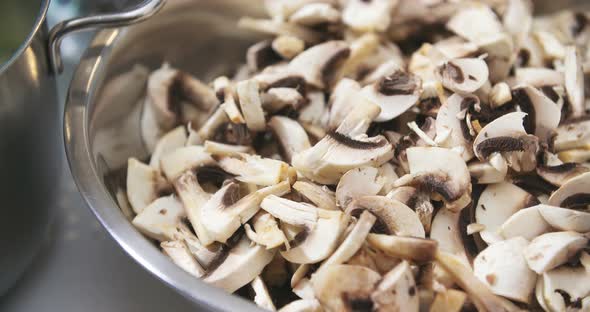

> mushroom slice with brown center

[
  {"left": 394, "top": 147, "right": 471, "bottom": 212},
  {"left": 173, "top": 170, "right": 213, "bottom": 246},
  {"left": 247, "top": 41, "right": 282, "bottom": 73},
  {"left": 127, "top": 158, "right": 169, "bottom": 214},
  {"left": 204, "top": 236, "right": 276, "bottom": 293},
  {"left": 345, "top": 196, "right": 425, "bottom": 238},
  {"left": 336, "top": 167, "right": 384, "bottom": 209},
  {"left": 537, "top": 204, "right": 590, "bottom": 233},
  {"left": 367, "top": 234, "right": 438, "bottom": 264},
  {"left": 132, "top": 195, "right": 185, "bottom": 242},
  {"left": 435, "top": 58, "right": 489, "bottom": 94},
  {"left": 160, "top": 146, "right": 215, "bottom": 181},
  {"left": 293, "top": 181, "right": 337, "bottom": 211},
  {"left": 217, "top": 153, "right": 294, "bottom": 186},
  {"left": 148, "top": 126, "right": 187, "bottom": 171},
  {"left": 511, "top": 85, "right": 561, "bottom": 143},
  {"left": 245, "top": 211, "right": 288, "bottom": 250},
  {"left": 498, "top": 205, "right": 551, "bottom": 241},
  {"left": 524, "top": 231, "right": 589, "bottom": 274},
  {"left": 201, "top": 181, "right": 291, "bottom": 244},
  {"left": 548, "top": 172, "right": 590, "bottom": 209},
  {"left": 541, "top": 265, "right": 590, "bottom": 312},
  {"left": 161, "top": 240, "right": 205, "bottom": 278},
  {"left": 288, "top": 40, "right": 350, "bottom": 89},
  {"left": 262, "top": 88, "right": 305, "bottom": 113},
  {"left": 435, "top": 93, "right": 476, "bottom": 161},
  {"left": 371, "top": 261, "right": 419, "bottom": 312},
  {"left": 537, "top": 163, "right": 589, "bottom": 187},
  {"left": 473, "top": 237, "right": 537, "bottom": 303},
  {"left": 360, "top": 70, "right": 422, "bottom": 122},
  {"left": 236, "top": 79, "right": 266, "bottom": 132},
  {"left": 475, "top": 182, "right": 539, "bottom": 244},
  {"left": 342, "top": 0, "right": 397, "bottom": 33},
  {"left": 311, "top": 264, "right": 381, "bottom": 312},
  {"left": 289, "top": 3, "right": 340, "bottom": 26},
  {"left": 268, "top": 116, "right": 311, "bottom": 163},
  {"left": 564, "top": 46, "right": 586, "bottom": 118}
]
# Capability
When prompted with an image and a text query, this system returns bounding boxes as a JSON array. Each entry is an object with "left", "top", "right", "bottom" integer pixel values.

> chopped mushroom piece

[
  {"left": 524, "top": 231, "right": 588, "bottom": 274},
  {"left": 435, "top": 58, "right": 489, "bottom": 94},
  {"left": 564, "top": 46, "right": 586, "bottom": 118},
  {"left": 149, "top": 126, "right": 187, "bottom": 170},
  {"left": 278, "top": 299, "right": 322, "bottom": 312},
  {"left": 252, "top": 276, "right": 277, "bottom": 311},
  {"left": 367, "top": 234, "right": 438, "bottom": 264},
  {"left": 361, "top": 70, "right": 422, "bottom": 122},
  {"left": 429, "top": 289, "right": 467, "bottom": 312},
  {"left": 268, "top": 116, "right": 311, "bottom": 163},
  {"left": 342, "top": 0, "right": 397, "bottom": 33},
  {"left": 371, "top": 261, "right": 419, "bottom": 312},
  {"left": 174, "top": 171, "right": 213, "bottom": 245},
  {"left": 548, "top": 171, "right": 590, "bottom": 209},
  {"left": 132, "top": 195, "right": 185, "bottom": 242},
  {"left": 289, "top": 3, "right": 339, "bottom": 26},
  {"left": 161, "top": 240, "right": 205, "bottom": 278},
  {"left": 293, "top": 181, "right": 337, "bottom": 211},
  {"left": 272, "top": 36, "right": 305, "bottom": 60},
  {"left": 245, "top": 211, "right": 288, "bottom": 250},
  {"left": 541, "top": 265, "right": 590, "bottom": 312},
  {"left": 336, "top": 167, "right": 384, "bottom": 209},
  {"left": 498, "top": 205, "right": 551, "bottom": 240},
  {"left": 127, "top": 158, "right": 169, "bottom": 214},
  {"left": 236, "top": 79, "right": 267, "bottom": 132},
  {"left": 217, "top": 153, "right": 294, "bottom": 186},
  {"left": 160, "top": 146, "right": 215, "bottom": 181},
  {"left": 435, "top": 93, "right": 476, "bottom": 160},
  {"left": 288, "top": 40, "right": 350, "bottom": 89},
  {"left": 537, "top": 204, "right": 590, "bottom": 233}
]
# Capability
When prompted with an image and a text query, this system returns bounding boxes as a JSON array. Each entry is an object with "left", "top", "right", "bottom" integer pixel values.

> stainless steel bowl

[{"left": 63, "top": 0, "right": 589, "bottom": 311}]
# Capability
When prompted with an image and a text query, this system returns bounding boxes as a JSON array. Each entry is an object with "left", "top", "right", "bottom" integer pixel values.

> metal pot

[{"left": 0, "top": 0, "right": 164, "bottom": 295}]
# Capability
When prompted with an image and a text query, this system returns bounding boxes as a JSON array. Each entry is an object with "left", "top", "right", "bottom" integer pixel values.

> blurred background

[{"left": 0, "top": 1, "right": 195, "bottom": 311}]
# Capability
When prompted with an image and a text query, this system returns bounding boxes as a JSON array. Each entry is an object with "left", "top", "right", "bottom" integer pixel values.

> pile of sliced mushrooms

[{"left": 121, "top": 0, "right": 590, "bottom": 311}]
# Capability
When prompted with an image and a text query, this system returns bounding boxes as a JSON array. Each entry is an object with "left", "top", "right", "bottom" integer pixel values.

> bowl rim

[{"left": 63, "top": 13, "right": 266, "bottom": 312}]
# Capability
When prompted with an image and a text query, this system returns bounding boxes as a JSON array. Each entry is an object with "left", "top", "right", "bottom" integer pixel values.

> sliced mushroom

[
  {"left": 188, "top": 106, "right": 229, "bottom": 145},
  {"left": 553, "top": 118, "right": 590, "bottom": 152},
  {"left": 436, "top": 58, "right": 489, "bottom": 94},
  {"left": 336, "top": 167, "right": 384, "bottom": 209},
  {"left": 263, "top": 0, "right": 336, "bottom": 20},
  {"left": 428, "top": 289, "right": 467, "bottom": 312},
  {"left": 514, "top": 68, "right": 564, "bottom": 87},
  {"left": 160, "top": 146, "right": 215, "bottom": 181},
  {"left": 203, "top": 141, "right": 252, "bottom": 157},
  {"left": 489, "top": 82, "right": 512, "bottom": 108},
  {"left": 272, "top": 36, "right": 305, "bottom": 60},
  {"left": 174, "top": 170, "right": 213, "bottom": 245},
  {"left": 204, "top": 236, "right": 276, "bottom": 293},
  {"left": 289, "top": 3, "right": 340, "bottom": 26},
  {"left": 367, "top": 234, "right": 438, "bottom": 264},
  {"left": 262, "top": 88, "right": 306, "bottom": 113},
  {"left": 278, "top": 299, "right": 322, "bottom": 312},
  {"left": 288, "top": 41, "right": 350, "bottom": 89},
  {"left": 360, "top": 70, "right": 422, "bottom": 122},
  {"left": 161, "top": 240, "right": 205, "bottom": 278},
  {"left": 377, "top": 163, "right": 399, "bottom": 195},
  {"left": 345, "top": 196, "right": 425, "bottom": 238},
  {"left": 394, "top": 147, "right": 471, "bottom": 212},
  {"left": 371, "top": 261, "right": 419, "bottom": 312},
  {"left": 149, "top": 126, "right": 187, "bottom": 170},
  {"left": 512, "top": 85, "right": 561, "bottom": 143},
  {"left": 537, "top": 204, "right": 590, "bottom": 233},
  {"left": 327, "top": 78, "right": 362, "bottom": 130},
  {"left": 541, "top": 265, "right": 590, "bottom": 312},
  {"left": 342, "top": 0, "right": 397, "bottom": 33},
  {"left": 127, "top": 158, "right": 169, "bottom": 214},
  {"left": 564, "top": 46, "right": 585, "bottom": 118},
  {"left": 524, "top": 231, "right": 588, "bottom": 274},
  {"left": 268, "top": 116, "right": 311, "bottom": 163},
  {"left": 245, "top": 211, "right": 288, "bottom": 250},
  {"left": 548, "top": 172, "right": 590, "bottom": 208},
  {"left": 261, "top": 195, "right": 318, "bottom": 230},
  {"left": 476, "top": 182, "right": 538, "bottom": 244},
  {"left": 446, "top": 6, "right": 504, "bottom": 43},
  {"left": 435, "top": 93, "right": 476, "bottom": 161},
  {"left": 217, "top": 153, "right": 293, "bottom": 186},
  {"left": 293, "top": 181, "right": 337, "bottom": 211},
  {"left": 311, "top": 264, "right": 381, "bottom": 312},
  {"left": 537, "top": 163, "right": 589, "bottom": 187},
  {"left": 498, "top": 205, "right": 552, "bottom": 241},
  {"left": 247, "top": 40, "right": 282, "bottom": 72},
  {"left": 132, "top": 195, "right": 185, "bottom": 242},
  {"left": 236, "top": 79, "right": 266, "bottom": 132},
  {"left": 201, "top": 181, "right": 291, "bottom": 244},
  {"left": 473, "top": 237, "right": 537, "bottom": 303},
  {"left": 430, "top": 209, "right": 470, "bottom": 266},
  {"left": 468, "top": 155, "right": 508, "bottom": 184},
  {"left": 252, "top": 276, "right": 277, "bottom": 311},
  {"left": 238, "top": 17, "right": 324, "bottom": 44}
]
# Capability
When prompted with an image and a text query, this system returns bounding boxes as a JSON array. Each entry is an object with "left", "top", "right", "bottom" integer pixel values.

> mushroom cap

[
  {"left": 288, "top": 40, "right": 350, "bottom": 89},
  {"left": 524, "top": 231, "right": 588, "bottom": 274},
  {"left": 346, "top": 195, "right": 425, "bottom": 238},
  {"left": 475, "top": 182, "right": 538, "bottom": 244},
  {"left": 311, "top": 264, "right": 381, "bottom": 312},
  {"left": 336, "top": 166, "right": 384, "bottom": 209},
  {"left": 537, "top": 204, "right": 590, "bottom": 233},
  {"left": 498, "top": 205, "right": 551, "bottom": 241},
  {"left": 473, "top": 111, "right": 527, "bottom": 160},
  {"left": 371, "top": 261, "right": 419, "bottom": 312},
  {"left": 473, "top": 237, "right": 537, "bottom": 303},
  {"left": 435, "top": 58, "right": 489, "bottom": 94},
  {"left": 542, "top": 266, "right": 590, "bottom": 312},
  {"left": 204, "top": 236, "right": 276, "bottom": 293},
  {"left": 548, "top": 172, "right": 590, "bottom": 209},
  {"left": 361, "top": 71, "right": 422, "bottom": 122},
  {"left": 435, "top": 93, "right": 475, "bottom": 161}
]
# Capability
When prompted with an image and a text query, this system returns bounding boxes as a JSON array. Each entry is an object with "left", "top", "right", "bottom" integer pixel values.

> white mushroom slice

[
  {"left": 217, "top": 153, "right": 293, "bottom": 186},
  {"left": 553, "top": 119, "right": 590, "bottom": 152},
  {"left": 298, "top": 91, "right": 327, "bottom": 128},
  {"left": 174, "top": 171, "right": 213, "bottom": 246},
  {"left": 435, "top": 93, "right": 475, "bottom": 161},
  {"left": 177, "top": 229, "right": 223, "bottom": 269},
  {"left": 524, "top": 231, "right": 588, "bottom": 274},
  {"left": 293, "top": 181, "right": 337, "bottom": 211},
  {"left": 161, "top": 240, "right": 205, "bottom": 278},
  {"left": 542, "top": 265, "right": 590, "bottom": 312},
  {"left": 564, "top": 46, "right": 586, "bottom": 118},
  {"left": 468, "top": 156, "right": 508, "bottom": 184},
  {"left": 336, "top": 97, "right": 381, "bottom": 136},
  {"left": 360, "top": 70, "right": 422, "bottom": 122},
  {"left": 435, "top": 58, "right": 489, "bottom": 94},
  {"left": 245, "top": 211, "right": 288, "bottom": 250},
  {"left": 238, "top": 17, "right": 323, "bottom": 44},
  {"left": 446, "top": 6, "right": 504, "bottom": 42},
  {"left": 336, "top": 167, "right": 384, "bottom": 209},
  {"left": 160, "top": 146, "right": 215, "bottom": 181},
  {"left": 251, "top": 276, "right": 277, "bottom": 311},
  {"left": 503, "top": 0, "right": 533, "bottom": 47},
  {"left": 127, "top": 158, "right": 168, "bottom": 214},
  {"left": 132, "top": 195, "right": 185, "bottom": 242},
  {"left": 280, "top": 209, "right": 348, "bottom": 264},
  {"left": 548, "top": 172, "right": 590, "bottom": 209},
  {"left": 538, "top": 204, "right": 590, "bottom": 233},
  {"left": 268, "top": 116, "right": 311, "bottom": 163},
  {"left": 311, "top": 264, "right": 381, "bottom": 312},
  {"left": 189, "top": 107, "right": 229, "bottom": 145},
  {"left": 319, "top": 210, "right": 376, "bottom": 268},
  {"left": 535, "top": 276, "right": 550, "bottom": 312},
  {"left": 371, "top": 261, "right": 419, "bottom": 312},
  {"left": 473, "top": 237, "right": 536, "bottom": 303},
  {"left": 511, "top": 85, "right": 561, "bottom": 143},
  {"left": 434, "top": 251, "right": 520, "bottom": 312},
  {"left": 236, "top": 79, "right": 266, "bottom": 132},
  {"left": 203, "top": 141, "right": 252, "bottom": 157},
  {"left": 489, "top": 82, "right": 512, "bottom": 108},
  {"left": 367, "top": 234, "right": 438, "bottom": 264},
  {"left": 475, "top": 182, "right": 538, "bottom": 244},
  {"left": 201, "top": 181, "right": 291, "bottom": 244},
  {"left": 292, "top": 131, "right": 393, "bottom": 185},
  {"left": 534, "top": 31, "right": 566, "bottom": 60},
  {"left": 149, "top": 126, "right": 187, "bottom": 170},
  {"left": 377, "top": 163, "right": 398, "bottom": 195},
  {"left": 262, "top": 88, "right": 305, "bottom": 113},
  {"left": 292, "top": 278, "right": 315, "bottom": 300},
  {"left": 498, "top": 206, "right": 551, "bottom": 241},
  {"left": 291, "top": 263, "right": 310, "bottom": 289},
  {"left": 204, "top": 236, "right": 275, "bottom": 293},
  {"left": 429, "top": 289, "right": 467, "bottom": 312},
  {"left": 537, "top": 163, "right": 589, "bottom": 187},
  {"left": 272, "top": 36, "right": 305, "bottom": 60},
  {"left": 327, "top": 78, "right": 362, "bottom": 130},
  {"left": 116, "top": 188, "right": 134, "bottom": 221},
  {"left": 289, "top": 3, "right": 339, "bottom": 26},
  {"left": 261, "top": 195, "right": 318, "bottom": 229},
  {"left": 278, "top": 299, "right": 322, "bottom": 312},
  {"left": 345, "top": 196, "right": 425, "bottom": 238},
  {"left": 430, "top": 209, "right": 469, "bottom": 266},
  {"left": 515, "top": 68, "right": 564, "bottom": 87},
  {"left": 342, "top": 0, "right": 397, "bottom": 32},
  {"left": 434, "top": 37, "right": 479, "bottom": 60},
  {"left": 288, "top": 41, "right": 350, "bottom": 89},
  {"left": 394, "top": 147, "right": 471, "bottom": 212}
]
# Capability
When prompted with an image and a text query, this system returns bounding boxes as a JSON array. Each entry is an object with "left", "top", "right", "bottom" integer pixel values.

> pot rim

[
  {"left": 0, "top": 0, "right": 50, "bottom": 74},
  {"left": 63, "top": 16, "right": 264, "bottom": 312}
]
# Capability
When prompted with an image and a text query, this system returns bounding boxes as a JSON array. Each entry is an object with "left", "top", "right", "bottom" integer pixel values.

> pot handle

[{"left": 48, "top": 0, "right": 166, "bottom": 74}]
